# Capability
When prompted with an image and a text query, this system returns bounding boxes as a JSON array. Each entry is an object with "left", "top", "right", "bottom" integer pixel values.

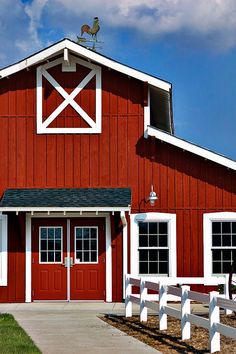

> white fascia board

[
  {"left": 146, "top": 126, "right": 236, "bottom": 171},
  {"left": 0, "top": 206, "right": 131, "bottom": 212},
  {"left": 0, "top": 39, "right": 171, "bottom": 92}
]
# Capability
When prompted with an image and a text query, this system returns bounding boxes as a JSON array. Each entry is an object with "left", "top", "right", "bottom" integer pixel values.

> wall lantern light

[{"left": 147, "top": 185, "right": 158, "bottom": 206}]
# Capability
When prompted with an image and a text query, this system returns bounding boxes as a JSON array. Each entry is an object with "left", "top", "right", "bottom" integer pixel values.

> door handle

[
  {"left": 70, "top": 257, "right": 74, "bottom": 267},
  {"left": 63, "top": 257, "right": 74, "bottom": 267},
  {"left": 64, "top": 257, "right": 68, "bottom": 267}
]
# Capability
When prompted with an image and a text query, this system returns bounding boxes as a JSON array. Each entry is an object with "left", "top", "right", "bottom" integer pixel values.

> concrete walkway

[{"left": 0, "top": 303, "right": 161, "bottom": 354}]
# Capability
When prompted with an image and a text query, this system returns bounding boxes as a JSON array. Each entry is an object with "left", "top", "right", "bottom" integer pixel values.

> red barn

[{"left": 0, "top": 39, "right": 235, "bottom": 302}]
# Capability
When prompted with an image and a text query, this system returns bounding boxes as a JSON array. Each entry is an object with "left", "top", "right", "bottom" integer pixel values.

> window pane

[
  {"left": 91, "top": 228, "right": 97, "bottom": 239},
  {"left": 48, "top": 228, "right": 54, "bottom": 239},
  {"left": 222, "top": 235, "right": 231, "bottom": 247},
  {"left": 91, "top": 252, "right": 97, "bottom": 262},
  {"left": 84, "top": 240, "right": 90, "bottom": 251},
  {"left": 159, "top": 262, "right": 168, "bottom": 274},
  {"left": 41, "top": 228, "right": 47, "bottom": 239},
  {"left": 48, "top": 252, "right": 54, "bottom": 262},
  {"left": 55, "top": 228, "right": 61, "bottom": 239},
  {"left": 48, "top": 240, "right": 54, "bottom": 251},
  {"left": 212, "top": 250, "right": 221, "bottom": 261},
  {"left": 149, "top": 262, "right": 158, "bottom": 274},
  {"left": 139, "top": 250, "right": 148, "bottom": 261},
  {"left": 76, "top": 251, "right": 82, "bottom": 261},
  {"left": 222, "top": 250, "right": 231, "bottom": 261},
  {"left": 159, "top": 222, "right": 168, "bottom": 234},
  {"left": 40, "top": 252, "right": 47, "bottom": 262},
  {"left": 222, "top": 222, "right": 231, "bottom": 234},
  {"left": 232, "top": 235, "right": 236, "bottom": 246},
  {"left": 76, "top": 228, "right": 82, "bottom": 239},
  {"left": 159, "top": 235, "right": 168, "bottom": 247},
  {"left": 232, "top": 223, "right": 236, "bottom": 233},
  {"left": 223, "top": 262, "right": 231, "bottom": 273},
  {"left": 83, "top": 228, "right": 89, "bottom": 238},
  {"left": 55, "top": 239, "right": 61, "bottom": 251},
  {"left": 84, "top": 252, "right": 89, "bottom": 262},
  {"left": 149, "top": 223, "right": 157, "bottom": 234},
  {"left": 90, "top": 240, "right": 97, "bottom": 250},
  {"left": 40, "top": 240, "right": 47, "bottom": 251},
  {"left": 159, "top": 250, "right": 168, "bottom": 261},
  {"left": 139, "top": 235, "right": 148, "bottom": 247},
  {"left": 139, "top": 222, "right": 148, "bottom": 234},
  {"left": 212, "top": 234, "right": 221, "bottom": 247},
  {"left": 76, "top": 240, "right": 82, "bottom": 251},
  {"left": 149, "top": 250, "right": 158, "bottom": 261},
  {"left": 212, "top": 222, "right": 221, "bottom": 234},
  {"left": 55, "top": 252, "right": 61, "bottom": 262},
  {"left": 139, "top": 262, "right": 148, "bottom": 274},
  {"left": 149, "top": 235, "right": 157, "bottom": 247},
  {"left": 213, "top": 262, "right": 221, "bottom": 274}
]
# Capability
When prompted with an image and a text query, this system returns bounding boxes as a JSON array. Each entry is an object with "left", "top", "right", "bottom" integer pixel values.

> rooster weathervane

[{"left": 77, "top": 17, "right": 102, "bottom": 51}]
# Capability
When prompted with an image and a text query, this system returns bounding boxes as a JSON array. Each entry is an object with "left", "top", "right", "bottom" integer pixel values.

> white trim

[
  {"left": 130, "top": 212, "right": 176, "bottom": 278},
  {"left": 36, "top": 55, "right": 102, "bottom": 134},
  {"left": 106, "top": 215, "right": 112, "bottom": 302},
  {"left": 146, "top": 126, "right": 236, "bottom": 171},
  {"left": 0, "top": 214, "right": 8, "bottom": 286},
  {"left": 25, "top": 214, "right": 31, "bottom": 302},
  {"left": 39, "top": 226, "right": 63, "bottom": 264},
  {"left": 204, "top": 212, "right": 236, "bottom": 278},
  {"left": 120, "top": 211, "right": 128, "bottom": 299},
  {"left": 144, "top": 86, "right": 150, "bottom": 131},
  {"left": 67, "top": 219, "right": 70, "bottom": 301},
  {"left": 0, "top": 207, "right": 130, "bottom": 213},
  {"left": 0, "top": 39, "right": 171, "bottom": 92},
  {"left": 25, "top": 212, "right": 112, "bottom": 302}
]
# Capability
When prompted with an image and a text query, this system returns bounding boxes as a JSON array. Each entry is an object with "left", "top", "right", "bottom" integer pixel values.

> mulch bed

[{"left": 101, "top": 313, "right": 236, "bottom": 353}]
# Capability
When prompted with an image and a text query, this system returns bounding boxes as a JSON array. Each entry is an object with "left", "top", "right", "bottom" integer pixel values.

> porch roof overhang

[{"left": 0, "top": 188, "right": 131, "bottom": 213}]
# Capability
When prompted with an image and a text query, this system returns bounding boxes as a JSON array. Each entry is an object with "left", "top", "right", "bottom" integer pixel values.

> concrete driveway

[{"left": 0, "top": 302, "right": 161, "bottom": 354}]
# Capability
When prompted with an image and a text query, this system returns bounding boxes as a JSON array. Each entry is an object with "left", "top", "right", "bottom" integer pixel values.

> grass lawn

[{"left": 0, "top": 314, "right": 41, "bottom": 353}]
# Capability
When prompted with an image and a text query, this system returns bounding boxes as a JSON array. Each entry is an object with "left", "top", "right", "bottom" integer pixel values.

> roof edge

[
  {"left": 145, "top": 125, "right": 236, "bottom": 171},
  {"left": 0, "top": 38, "right": 171, "bottom": 92}
]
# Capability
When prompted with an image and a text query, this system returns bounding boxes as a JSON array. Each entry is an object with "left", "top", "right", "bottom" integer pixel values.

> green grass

[{"left": 0, "top": 314, "right": 41, "bottom": 353}]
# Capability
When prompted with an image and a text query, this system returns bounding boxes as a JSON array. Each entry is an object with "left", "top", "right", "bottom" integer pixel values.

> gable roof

[
  {"left": 145, "top": 126, "right": 236, "bottom": 171},
  {"left": 0, "top": 38, "right": 171, "bottom": 92},
  {"left": 0, "top": 188, "right": 131, "bottom": 212}
]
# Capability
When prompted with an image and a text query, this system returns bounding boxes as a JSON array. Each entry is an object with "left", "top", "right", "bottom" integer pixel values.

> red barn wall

[{"left": 0, "top": 58, "right": 236, "bottom": 300}]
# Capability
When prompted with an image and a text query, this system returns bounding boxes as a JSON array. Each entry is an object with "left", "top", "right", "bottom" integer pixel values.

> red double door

[{"left": 32, "top": 218, "right": 106, "bottom": 301}]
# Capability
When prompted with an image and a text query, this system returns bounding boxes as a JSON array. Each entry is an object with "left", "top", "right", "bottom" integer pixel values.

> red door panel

[
  {"left": 32, "top": 219, "right": 67, "bottom": 301},
  {"left": 70, "top": 218, "right": 106, "bottom": 300}
]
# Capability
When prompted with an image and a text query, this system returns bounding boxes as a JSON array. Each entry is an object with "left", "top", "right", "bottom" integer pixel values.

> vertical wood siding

[{"left": 0, "top": 60, "right": 236, "bottom": 300}]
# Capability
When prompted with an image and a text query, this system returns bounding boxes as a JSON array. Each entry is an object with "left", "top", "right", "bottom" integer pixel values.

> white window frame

[
  {"left": 0, "top": 214, "right": 8, "bottom": 286},
  {"left": 204, "top": 212, "right": 236, "bottom": 277},
  {"left": 130, "top": 212, "right": 176, "bottom": 277},
  {"left": 39, "top": 226, "right": 63, "bottom": 264},
  {"left": 74, "top": 226, "right": 99, "bottom": 264}
]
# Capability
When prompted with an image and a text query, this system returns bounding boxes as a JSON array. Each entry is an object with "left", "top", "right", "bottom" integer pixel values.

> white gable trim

[
  {"left": 146, "top": 126, "right": 236, "bottom": 171},
  {"left": 37, "top": 55, "right": 101, "bottom": 134},
  {"left": 0, "top": 39, "right": 171, "bottom": 92}
]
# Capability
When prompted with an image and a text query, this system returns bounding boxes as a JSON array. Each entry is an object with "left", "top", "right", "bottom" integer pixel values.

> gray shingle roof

[{"left": 0, "top": 188, "right": 131, "bottom": 208}]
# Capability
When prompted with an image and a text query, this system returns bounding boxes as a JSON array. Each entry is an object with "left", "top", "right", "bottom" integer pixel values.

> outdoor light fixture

[{"left": 147, "top": 185, "right": 158, "bottom": 206}]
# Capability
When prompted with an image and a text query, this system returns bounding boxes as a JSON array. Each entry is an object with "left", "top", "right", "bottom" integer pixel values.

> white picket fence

[{"left": 125, "top": 274, "right": 236, "bottom": 353}]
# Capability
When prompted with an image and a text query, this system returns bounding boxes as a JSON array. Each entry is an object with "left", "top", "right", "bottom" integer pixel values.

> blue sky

[{"left": 1, "top": 0, "right": 236, "bottom": 160}]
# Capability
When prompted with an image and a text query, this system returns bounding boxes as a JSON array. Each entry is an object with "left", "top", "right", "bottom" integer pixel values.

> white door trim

[{"left": 25, "top": 213, "right": 112, "bottom": 302}]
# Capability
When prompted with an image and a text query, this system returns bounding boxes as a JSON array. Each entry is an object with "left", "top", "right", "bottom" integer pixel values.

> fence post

[
  {"left": 181, "top": 285, "right": 191, "bottom": 340},
  {"left": 140, "top": 278, "right": 147, "bottom": 322},
  {"left": 125, "top": 274, "right": 132, "bottom": 317},
  {"left": 159, "top": 282, "right": 167, "bottom": 330},
  {"left": 224, "top": 274, "right": 232, "bottom": 315},
  {"left": 209, "top": 291, "right": 220, "bottom": 353}
]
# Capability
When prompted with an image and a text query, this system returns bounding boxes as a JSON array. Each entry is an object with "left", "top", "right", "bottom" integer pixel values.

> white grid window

[
  {"left": 75, "top": 227, "right": 98, "bottom": 263},
  {"left": 212, "top": 221, "right": 236, "bottom": 274},
  {"left": 39, "top": 227, "right": 62, "bottom": 263},
  {"left": 139, "top": 222, "right": 169, "bottom": 275}
]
